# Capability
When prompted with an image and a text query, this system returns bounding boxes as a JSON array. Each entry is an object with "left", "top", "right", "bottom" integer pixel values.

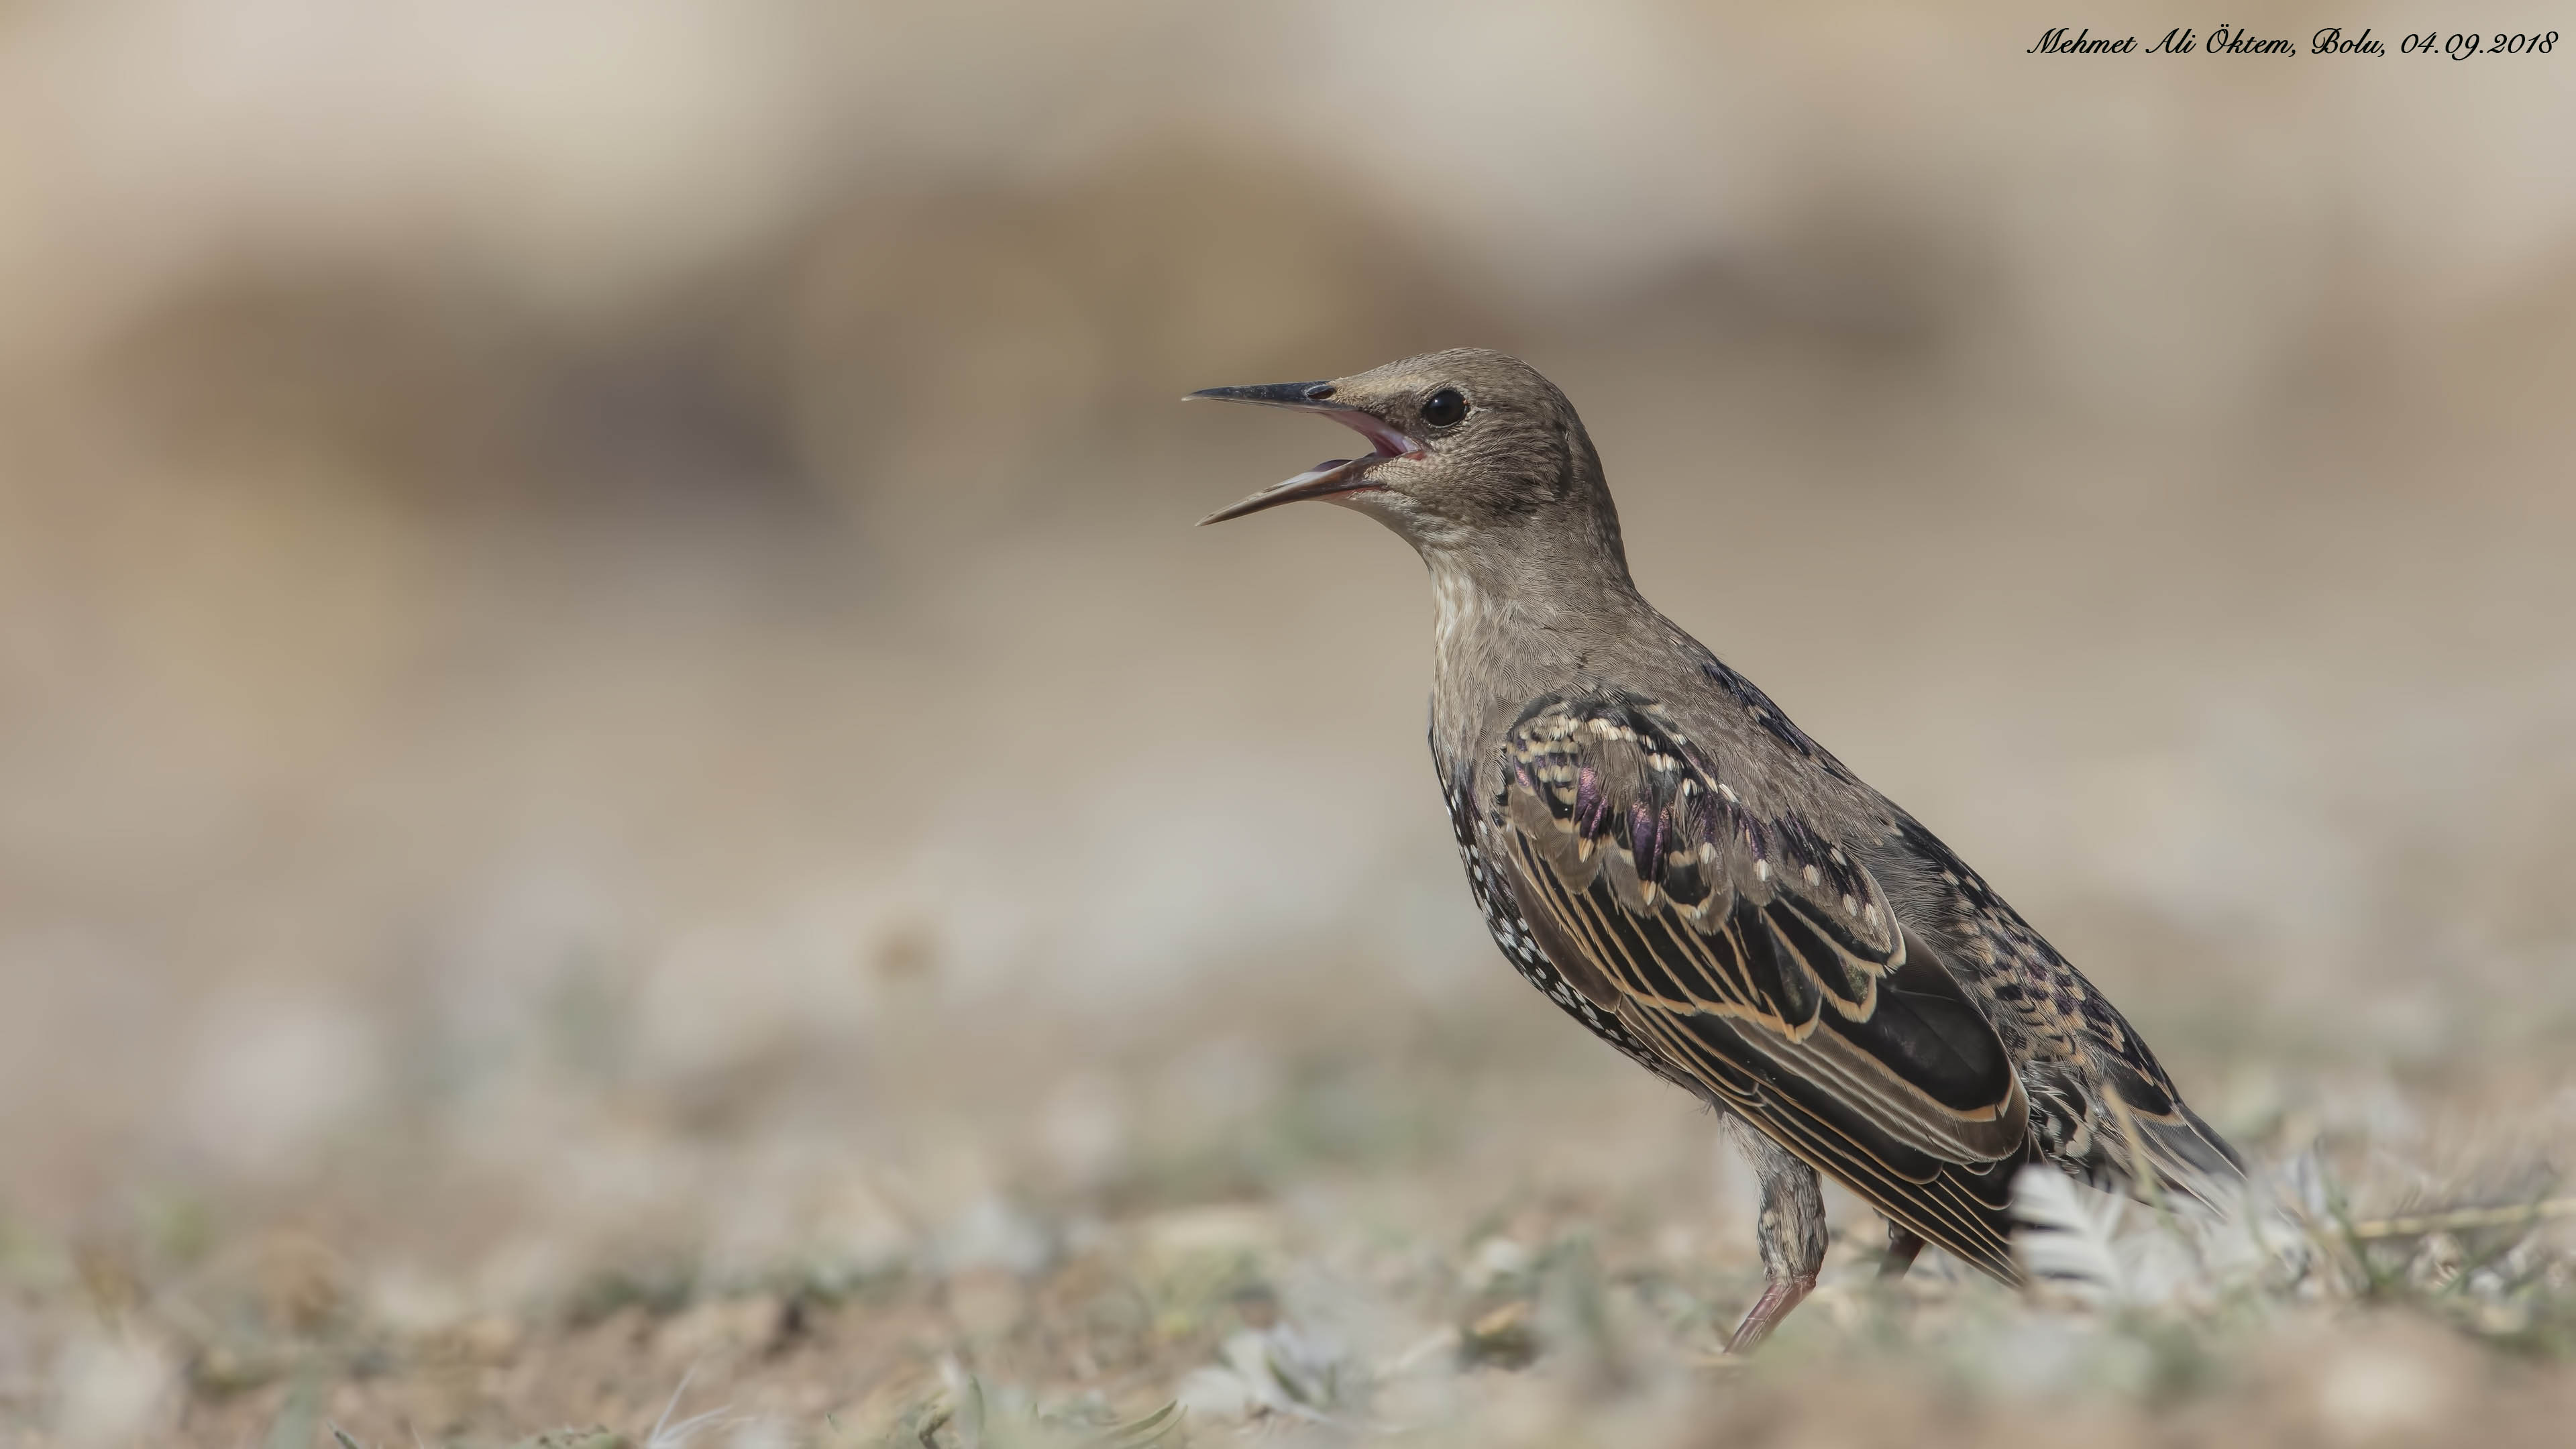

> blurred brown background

[{"left": 3, "top": 2, "right": 2575, "bottom": 1442}]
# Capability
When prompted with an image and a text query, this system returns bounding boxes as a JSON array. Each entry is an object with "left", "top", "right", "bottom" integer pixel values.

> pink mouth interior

[
  {"left": 1285, "top": 410, "right": 1421, "bottom": 486},
  {"left": 1205, "top": 406, "right": 1431, "bottom": 522},
  {"left": 1329, "top": 410, "right": 1422, "bottom": 463}
]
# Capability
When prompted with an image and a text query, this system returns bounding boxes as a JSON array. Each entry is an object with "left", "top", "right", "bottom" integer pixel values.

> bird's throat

[
  {"left": 1432, "top": 566, "right": 1496, "bottom": 646},
  {"left": 1422, "top": 534, "right": 1661, "bottom": 767}
]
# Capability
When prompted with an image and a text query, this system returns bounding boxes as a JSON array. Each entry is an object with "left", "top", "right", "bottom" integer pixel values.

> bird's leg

[
  {"left": 1879, "top": 1223, "right": 1926, "bottom": 1280},
  {"left": 1723, "top": 1122, "right": 1828, "bottom": 1354}
]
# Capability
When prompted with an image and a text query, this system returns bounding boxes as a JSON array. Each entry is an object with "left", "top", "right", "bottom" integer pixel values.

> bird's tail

[
  {"left": 2100, "top": 1064, "right": 2248, "bottom": 1217},
  {"left": 2032, "top": 1059, "right": 2247, "bottom": 1218}
]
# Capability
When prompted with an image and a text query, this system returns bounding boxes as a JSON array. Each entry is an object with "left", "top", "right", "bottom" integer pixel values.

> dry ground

[{"left": 13, "top": 971, "right": 2576, "bottom": 1448}]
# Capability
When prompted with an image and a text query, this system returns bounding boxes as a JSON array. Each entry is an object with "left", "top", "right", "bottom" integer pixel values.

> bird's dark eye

[{"left": 1420, "top": 387, "right": 1468, "bottom": 429}]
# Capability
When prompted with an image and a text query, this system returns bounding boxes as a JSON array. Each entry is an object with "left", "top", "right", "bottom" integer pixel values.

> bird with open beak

[{"left": 1191, "top": 349, "right": 2242, "bottom": 1350}]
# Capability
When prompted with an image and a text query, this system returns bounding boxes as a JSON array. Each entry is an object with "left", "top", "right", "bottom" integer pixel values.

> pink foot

[{"left": 1725, "top": 1272, "right": 1817, "bottom": 1353}]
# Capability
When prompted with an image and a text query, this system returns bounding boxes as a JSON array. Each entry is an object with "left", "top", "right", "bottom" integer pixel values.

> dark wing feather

[{"left": 1491, "top": 694, "right": 2034, "bottom": 1283}]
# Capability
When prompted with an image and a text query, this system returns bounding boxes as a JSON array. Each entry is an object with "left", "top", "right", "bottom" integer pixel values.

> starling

[{"left": 1191, "top": 350, "right": 2243, "bottom": 1351}]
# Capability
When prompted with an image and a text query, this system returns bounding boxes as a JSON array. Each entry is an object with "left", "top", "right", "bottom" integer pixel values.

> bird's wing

[{"left": 1488, "top": 692, "right": 2033, "bottom": 1283}]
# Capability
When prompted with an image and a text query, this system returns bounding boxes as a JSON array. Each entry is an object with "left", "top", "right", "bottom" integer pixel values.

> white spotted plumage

[{"left": 1438, "top": 753, "right": 1664, "bottom": 1072}]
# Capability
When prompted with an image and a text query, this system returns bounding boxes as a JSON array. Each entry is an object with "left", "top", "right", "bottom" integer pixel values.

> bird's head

[{"left": 1190, "top": 349, "right": 1619, "bottom": 561}]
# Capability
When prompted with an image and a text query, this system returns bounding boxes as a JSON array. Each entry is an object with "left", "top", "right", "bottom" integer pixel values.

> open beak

[{"left": 1187, "top": 381, "right": 1423, "bottom": 525}]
